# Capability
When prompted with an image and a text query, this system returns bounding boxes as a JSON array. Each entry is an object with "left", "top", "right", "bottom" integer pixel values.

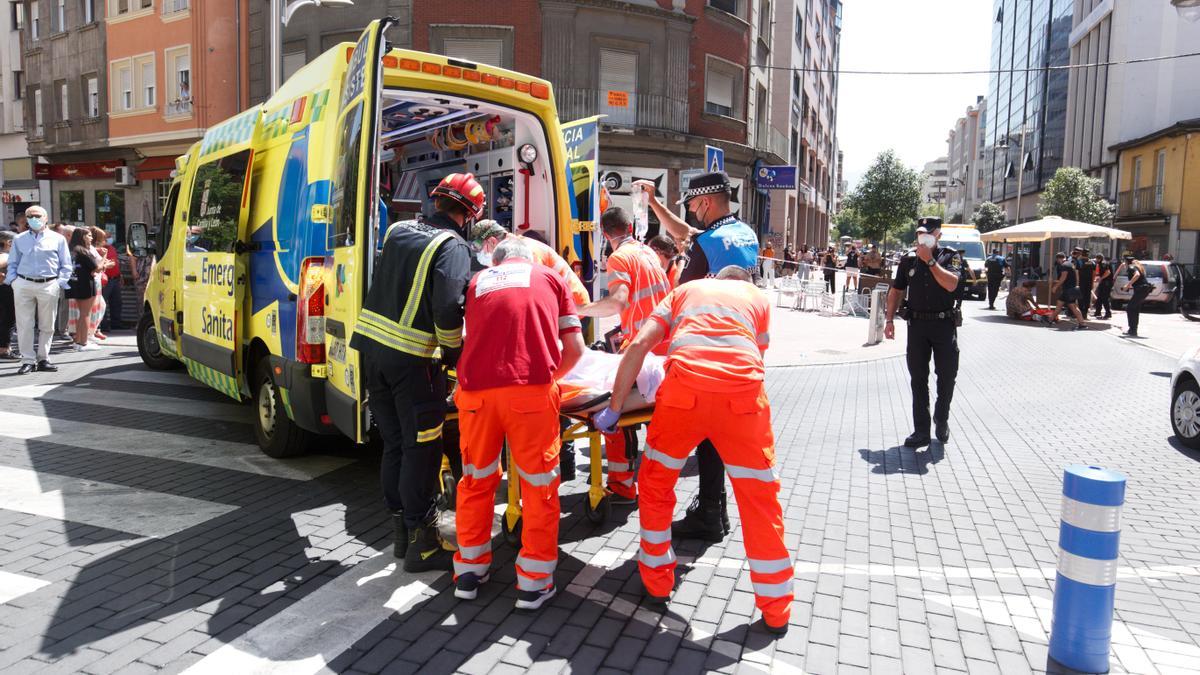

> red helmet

[{"left": 430, "top": 172, "right": 486, "bottom": 220}]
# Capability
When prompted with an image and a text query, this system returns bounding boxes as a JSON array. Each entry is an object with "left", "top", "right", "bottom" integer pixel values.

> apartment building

[
  {"left": 1, "top": 1, "right": 39, "bottom": 225},
  {"left": 921, "top": 156, "right": 949, "bottom": 208},
  {"left": 945, "top": 96, "right": 985, "bottom": 223}
]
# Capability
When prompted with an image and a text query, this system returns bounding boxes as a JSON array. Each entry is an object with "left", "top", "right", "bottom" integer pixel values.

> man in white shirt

[{"left": 5, "top": 205, "right": 72, "bottom": 374}]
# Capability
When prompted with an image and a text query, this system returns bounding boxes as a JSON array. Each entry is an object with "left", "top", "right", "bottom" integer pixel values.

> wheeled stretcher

[{"left": 435, "top": 351, "right": 663, "bottom": 541}]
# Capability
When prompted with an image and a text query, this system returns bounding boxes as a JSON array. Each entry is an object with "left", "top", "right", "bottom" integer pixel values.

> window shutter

[
  {"left": 707, "top": 68, "right": 734, "bottom": 109},
  {"left": 443, "top": 39, "right": 504, "bottom": 68},
  {"left": 598, "top": 49, "right": 637, "bottom": 97}
]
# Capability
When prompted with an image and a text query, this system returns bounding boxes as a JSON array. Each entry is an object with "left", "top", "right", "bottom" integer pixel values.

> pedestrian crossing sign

[{"left": 705, "top": 145, "right": 724, "bottom": 173}]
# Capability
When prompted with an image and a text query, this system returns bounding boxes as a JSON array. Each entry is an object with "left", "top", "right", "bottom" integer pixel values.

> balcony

[
  {"left": 555, "top": 88, "right": 688, "bottom": 134},
  {"left": 1118, "top": 186, "right": 1165, "bottom": 217},
  {"left": 165, "top": 98, "right": 193, "bottom": 118}
]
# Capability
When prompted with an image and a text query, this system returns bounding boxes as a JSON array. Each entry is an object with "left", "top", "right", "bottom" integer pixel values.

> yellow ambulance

[{"left": 134, "top": 19, "right": 576, "bottom": 457}]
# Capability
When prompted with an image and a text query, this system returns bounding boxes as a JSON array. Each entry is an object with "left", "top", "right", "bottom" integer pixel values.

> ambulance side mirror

[{"left": 128, "top": 222, "right": 149, "bottom": 257}]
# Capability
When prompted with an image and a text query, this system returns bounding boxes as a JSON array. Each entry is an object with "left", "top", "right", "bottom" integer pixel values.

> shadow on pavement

[
  {"left": 858, "top": 443, "right": 945, "bottom": 475},
  {"left": 1166, "top": 436, "right": 1200, "bottom": 464}
]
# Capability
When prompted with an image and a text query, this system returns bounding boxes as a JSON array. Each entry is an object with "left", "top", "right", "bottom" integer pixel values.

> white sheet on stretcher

[{"left": 558, "top": 350, "right": 666, "bottom": 414}]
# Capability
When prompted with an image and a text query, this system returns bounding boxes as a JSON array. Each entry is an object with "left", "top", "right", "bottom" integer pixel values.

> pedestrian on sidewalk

[
  {"left": 761, "top": 240, "right": 777, "bottom": 289},
  {"left": 633, "top": 171, "right": 759, "bottom": 541},
  {"left": 1077, "top": 248, "right": 1096, "bottom": 318},
  {"left": 6, "top": 205, "right": 71, "bottom": 374},
  {"left": 781, "top": 244, "right": 796, "bottom": 277},
  {"left": 800, "top": 245, "right": 813, "bottom": 279},
  {"left": 86, "top": 226, "right": 110, "bottom": 341},
  {"left": 452, "top": 238, "right": 585, "bottom": 610},
  {"left": 1122, "top": 255, "right": 1151, "bottom": 337},
  {"left": 0, "top": 231, "right": 16, "bottom": 359},
  {"left": 844, "top": 245, "right": 860, "bottom": 292},
  {"left": 1092, "top": 254, "right": 1113, "bottom": 319},
  {"left": 984, "top": 248, "right": 1008, "bottom": 310},
  {"left": 861, "top": 245, "right": 884, "bottom": 284},
  {"left": 821, "top": 246, "right": 838, "bottom": 294},
  {"left": 884, "top": 217, "right": 960, "bottom": 447},
  {"left": 98, "top": 229, "right": 123, "bottom": 332},
  {"left": 66, "top": 228, "right": 102, "bottom": 352},
  {"left": 594, "top": 266, "right": 792, "bottom": 635},
  {"left": 1052, "top": 252, "right": 1088, "bottom": 331}
]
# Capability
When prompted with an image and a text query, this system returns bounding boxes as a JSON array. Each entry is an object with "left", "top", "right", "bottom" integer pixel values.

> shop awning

[{"left": 137, "top": 156, "right": 179, "bottom": 181}]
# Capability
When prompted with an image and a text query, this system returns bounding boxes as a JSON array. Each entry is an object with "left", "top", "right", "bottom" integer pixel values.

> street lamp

[
  {"left": 269, "top": 0, "right": 356, "bottom": 93},
  {"left": 1173, "top": 0, "right": 1200, "bottom": 23}
]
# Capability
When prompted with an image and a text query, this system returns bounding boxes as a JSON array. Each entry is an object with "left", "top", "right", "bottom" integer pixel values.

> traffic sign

[{"left": 705, "top": 145, "right": 724, "bottom": 173}]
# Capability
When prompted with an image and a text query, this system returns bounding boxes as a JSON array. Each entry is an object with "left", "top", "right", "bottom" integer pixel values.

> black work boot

[
  {"left": 403, "top": 513, "right": 456, "bottom": 573},
  {"left": 903, "top": 431, "right": 931, "bottom": 448},
  {"left": 392, "top": 512, "right": 407, "bottom": 559},
  {"left": 672, "top": 495, "right": 726, "bottom": 542},
  {"left": 935, "top": 420, "right": 950, "bottom": 443}
]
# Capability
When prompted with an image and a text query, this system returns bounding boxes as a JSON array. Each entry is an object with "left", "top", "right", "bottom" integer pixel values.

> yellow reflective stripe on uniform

[
  {"left": 359, "top": 308, "right": 436, "bottom": 345},
  {"left": 670, "top": 304, "right": 756, "bottom": 335},
  {"left": 399, "top": 232, "right": 454, "bottom": 329},
  {"left": 416, "top": 423, "right": 444, "bottom": 443},
  {"left": 632, "top": 283, "right": 669, "bottom": 302},
  {"left": 668, "top": 333, "right": 759, "bottom": 354},
  {"left": 354, "top": 321, "right": 438, "bottom": 358},
  {"left": 435, "top": 325, "right": 463, "bottom": 348},
  {"left": 608, "top": 270, "right": 632, "bottom": 285}
]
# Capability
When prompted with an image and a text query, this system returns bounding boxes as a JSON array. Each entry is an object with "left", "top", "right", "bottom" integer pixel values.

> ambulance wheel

[
  {"left": 252, "top": 358, "right": 313, "bottom": 458},
  {"left": 502, "top": 516, "right": 522, "bottom": 546},
  {"left": 440, "top": 472, "right": 457, "bottom": 511},
  {"left": 137, "top": 312, "right": 181, "bottom": 371},
  {"left": 584, "top": 494, "right": 610, "bottom": 525}
]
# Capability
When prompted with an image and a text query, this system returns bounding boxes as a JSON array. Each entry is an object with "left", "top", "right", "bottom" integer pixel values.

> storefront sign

[
  {"left": 606, "top": 90, "right": 629, "bottom": 108},
  {"left": 34, "top": 160, "right": 125, "bottom": 180},
  {"left": 755, "top": 165, "right": 797, "bottom": 190},
  {"left": 2, "top": 189, "right": 39, "bottom": 203}
]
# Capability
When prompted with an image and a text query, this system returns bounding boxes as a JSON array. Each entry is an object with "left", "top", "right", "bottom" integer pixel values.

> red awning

[{"left": 137, "top": 156, "right": 177, "bottom": 181}]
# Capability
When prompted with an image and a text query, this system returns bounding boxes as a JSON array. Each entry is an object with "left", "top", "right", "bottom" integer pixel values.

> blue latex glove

[{"left": 593, "top": 407, "right": 620, "bottom": 434}]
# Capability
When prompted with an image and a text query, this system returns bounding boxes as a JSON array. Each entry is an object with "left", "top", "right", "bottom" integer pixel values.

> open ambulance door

[
  {"left": 179, "top": 109, "right": 260, "bottom": 400},
  {"left": 325, "top": 18, "right": 394, "bottom": 442}
]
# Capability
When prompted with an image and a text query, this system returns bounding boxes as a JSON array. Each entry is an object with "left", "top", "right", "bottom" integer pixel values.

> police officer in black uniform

[
  {"left": 1076, "top": 248, "right": 1096, "bottom": 314},
  {"left": 884, "top": 217, "right": 962, "bottom": 447}
]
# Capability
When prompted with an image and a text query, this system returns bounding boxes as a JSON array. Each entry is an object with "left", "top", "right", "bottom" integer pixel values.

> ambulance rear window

[
  {"left": 330, "top": 101, "right": 363, "bottom": 248},
  {"left": 187, "top": 150, "right": 251, "bottom": 253}
]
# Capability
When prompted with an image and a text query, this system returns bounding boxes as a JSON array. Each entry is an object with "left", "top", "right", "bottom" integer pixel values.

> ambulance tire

[
  {"left": 137, "top": 312, "right": 182, "bottom": 371},
  {"left": 253, "top": 358, "right": 314, "bottom": 458}
]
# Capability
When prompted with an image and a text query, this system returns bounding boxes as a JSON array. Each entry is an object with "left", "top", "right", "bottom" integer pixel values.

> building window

[
  {"left": 110, "top": 0, "right": 153, "bottom": 16},
  {"left": 13, "top": 71, "right": 23, "bottom": 100},
  {"left": 55, "top": 0, "right": 66, "bottom": 31},
  {"left": 704, "top": 56, "right": 743, "bottom": 119},
  {"left": 57, "top": 80, "right": 68, "bottom": 121},
  {"left": 33, "top": 88, "right": 43, "bottom": 137},
  {"left": 708, "top": 0, "right": 739, "bottom": 16},
  {"left": 84, "top": 75, "right": 99, "bottom": 117},
  {"left": 758, "top": 0, "right": 771, "bottom": 39},
  {"left": 442, "top": 38, "right": 504, "bottom": 68},
  {"left": 60, "top": 191, "right": 84, "bottom": 224},
  {"left": 598, "top": 48, "right": 638, "bottom": 126},
  {"left": 794, "top": 9, "right": 802, "bottom": 46},
  {"left": 792, "top": 72, "right": 800, "bottom": 98},
  {"left": 82, "top": 0, "right": 94, "bottom": 23},
  {"left": 790, "top": 128, "right": 798, "bottom": 165},
  {"left": 163, "top": 0, "right": 188, "bottom": 15},
  {"left": 31, "top": 1, "right": 40, "bottom": 39},
  {"left": 95, "top": 190, "right": 125, "bottom": 240},
  {"left": 12, "top": 2, "right": 24, "bottom": 31},
  {"left": 165, "top": 45, "right": 191, "bottom": 116},
  {"left": 141, "top": 59, "right": 155, "bottom": 107},
  {"left": 755, "top": 83, "right": 767, "bottom": 146},
  {"left": 112, "top": 60, "right": 133, "bottom": 111}
]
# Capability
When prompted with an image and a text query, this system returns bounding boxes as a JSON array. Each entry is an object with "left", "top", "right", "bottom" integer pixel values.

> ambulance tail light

[{"left": 297, "top": 257, "right": 326, "bottom": 364}]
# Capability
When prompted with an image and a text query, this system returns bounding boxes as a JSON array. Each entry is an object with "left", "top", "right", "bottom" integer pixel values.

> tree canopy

[
  {"left": 1037, "top": 167, "right": 1115, "bottom": 225},
  {"left": 831, "top": 206, "right": 865, "bottom": 241},
  {"left": 845, "top": 150, "right": 922, "bottom": 245},
  {"left": 971, "top": 201, "right": 1007, "bottom": 233}
]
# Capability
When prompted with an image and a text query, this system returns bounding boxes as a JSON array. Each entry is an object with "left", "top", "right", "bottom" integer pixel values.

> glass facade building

[{"left": 985, "top": 0, "right": 1073, "bottom": 214}]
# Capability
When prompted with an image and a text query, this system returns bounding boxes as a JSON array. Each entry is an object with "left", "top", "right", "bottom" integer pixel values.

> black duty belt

[{"left": 908, "top": 310, "right": 955, "bottom": 321}]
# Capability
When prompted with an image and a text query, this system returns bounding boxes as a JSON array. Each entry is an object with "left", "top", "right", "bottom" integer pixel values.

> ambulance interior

[{"left": 376, "top": 89, "right": 559, "bottom": 251}]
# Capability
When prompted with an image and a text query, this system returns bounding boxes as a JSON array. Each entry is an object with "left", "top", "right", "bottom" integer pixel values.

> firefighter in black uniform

[
  {"left": 884, "top": 217, "right": 962, "bottom": 448},
  {"left": 351, "top": 173, "right": 481, "bottom": 572}
]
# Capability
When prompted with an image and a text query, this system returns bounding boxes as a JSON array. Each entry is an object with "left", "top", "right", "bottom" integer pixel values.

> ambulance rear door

[
  {"left": 179, "top": 109, "right": 261, "bottom": 399},
  {"left": 324, "top": 18, "right": 394, "bottom": 442}
]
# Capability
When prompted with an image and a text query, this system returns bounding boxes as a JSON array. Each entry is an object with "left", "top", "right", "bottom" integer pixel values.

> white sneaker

[{"left": 74, "top": 343, "right": 101, "bottom": 352}]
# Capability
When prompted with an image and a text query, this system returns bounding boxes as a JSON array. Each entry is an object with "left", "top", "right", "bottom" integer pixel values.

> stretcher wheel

[
  {"left": 583, "top": 494, "right": 610, "bottom": 525},
  {"left": 502, "top": 516, "right": 522, "bottom": 546},
  {"left": 440, "top": 472, "right": 457, "bottom": 511}
]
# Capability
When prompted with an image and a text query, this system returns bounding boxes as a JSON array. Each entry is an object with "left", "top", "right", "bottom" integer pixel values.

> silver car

[{"left": 1110, "top": 261, "right": 1186, "bottom": 313}]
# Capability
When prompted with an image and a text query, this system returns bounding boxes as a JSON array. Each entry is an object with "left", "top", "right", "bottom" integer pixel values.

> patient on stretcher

[{"left": 558, "top": 349, "right": 665, "bottom": 414}]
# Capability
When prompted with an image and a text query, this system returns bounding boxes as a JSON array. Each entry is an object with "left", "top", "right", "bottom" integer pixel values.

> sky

[{"left": 837, "top": 0, "right": 994, "bottom": 191}]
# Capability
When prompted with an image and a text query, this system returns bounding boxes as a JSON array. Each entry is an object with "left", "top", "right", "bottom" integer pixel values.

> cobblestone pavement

[{"left": 0, "top": 306, "right": 1197, "bottom": 674}]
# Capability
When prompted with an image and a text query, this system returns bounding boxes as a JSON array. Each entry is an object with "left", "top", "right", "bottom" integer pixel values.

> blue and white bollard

[{"left": 1049, "top": 465, "right": 1127, "bottom": 674}]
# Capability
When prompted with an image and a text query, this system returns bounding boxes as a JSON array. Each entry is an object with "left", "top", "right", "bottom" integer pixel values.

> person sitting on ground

[{"left": 1006, "top": 279, "right": 1054, "bottom": 323}]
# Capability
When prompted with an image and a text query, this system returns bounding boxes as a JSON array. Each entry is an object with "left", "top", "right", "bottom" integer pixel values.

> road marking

[
  {"left": 182, "top": 553, "right": 443, "bottom": 675},
  {"left": 0, "top": 383, "right": 249, "bottom": 423},
  {"left": 0, "top": 412, "right": 352, "bottom": 481},
  {"left": 0, "top": 466, "right": 236, "bottom": 539},
  {"left": 90, "top": 369, "right": 211, "bottom": 388},
  {"left": 0, "top": 570, "right": 51, "bottom": 605}
]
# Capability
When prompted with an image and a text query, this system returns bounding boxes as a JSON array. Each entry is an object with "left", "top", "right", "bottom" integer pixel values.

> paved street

[{"left": 0, "top": 303, "right": 1197, "bottom": 674}]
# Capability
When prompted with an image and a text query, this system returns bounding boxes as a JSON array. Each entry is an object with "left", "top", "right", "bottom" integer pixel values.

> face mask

[
  {"left": 187, "top": 234, "right": 200, "bottom": 245},
  {"left": 917, "top": 234, "right": 936, "bottom": 248},
  {"left": 476, "top": 250, "right": 492, "bottom": 268},
  {"left": 27, "top": 217, "right": 45, "bottom": 231},
  {"left": 107, "top": 237, "right": 115, "bottom": 245}
]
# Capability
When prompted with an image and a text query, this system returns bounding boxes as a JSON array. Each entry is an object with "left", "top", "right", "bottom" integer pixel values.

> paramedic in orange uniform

[
  {"left": 452, "top": 238, "right": 585, "bottom": 611},
  {"left": 471, "top": 220, "right": 591, "bottom": 309},
  {"left": 578, "top": 207, "right": 671, "bottom": 503},
  {"left": 594, "top": 265, "right": 792, "bottom": 634}
]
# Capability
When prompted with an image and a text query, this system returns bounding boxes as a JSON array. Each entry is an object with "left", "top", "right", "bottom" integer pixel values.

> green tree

[
  {"left": 1037, "top": 167, "right": 1115, "bottom": 225},
  {"left": 831, "top": 206, "right": 865, "bottom": 241},
  {"left": 971, "top": 201, "right": 1007, "bottom": 233},
  {"left": 846, "top": 150, "right": 923, "bottom": 246}
]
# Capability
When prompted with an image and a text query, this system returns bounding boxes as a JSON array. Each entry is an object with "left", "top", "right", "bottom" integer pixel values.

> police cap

[
  {"left": 916, "top": 216, "right": 943, "bottom": 230},
  {"left": 676, "top": 171, "right": 733, "bottom": 205}
]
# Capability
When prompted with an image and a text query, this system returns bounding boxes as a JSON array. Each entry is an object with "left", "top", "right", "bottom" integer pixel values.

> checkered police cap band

[{"left": 676, "top": 183, "right": 731, "bottom": 205}]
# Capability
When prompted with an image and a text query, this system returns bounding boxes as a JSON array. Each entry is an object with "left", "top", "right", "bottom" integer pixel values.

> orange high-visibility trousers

[
  {"left": 603, "top": 430, "right": 637, "bottom": 499},
  {"left": 453, "top": 383, "right": 561, "bottom": 593},
  {"left": 637, "top": 375, "right": 792, "bottom": 628}
]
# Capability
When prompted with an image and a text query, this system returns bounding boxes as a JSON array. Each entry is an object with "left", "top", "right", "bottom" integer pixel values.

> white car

[{"left": 1171, "top": 345, "right": 1200, "bottom": 449}]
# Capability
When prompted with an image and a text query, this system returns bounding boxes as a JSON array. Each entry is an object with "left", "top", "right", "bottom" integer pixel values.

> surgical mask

[
  {"left": 917, "top": 233, "right": 936, "bottom": 248},
  {"left": 476, "top": 250, "right": 492, "bottom": 268},
  {"left": 107, "top": 236, "right": 115, "bottom": 245},
  {"left": 187, "top": 234, "right": 200, "bottom": 245},
  {"left": 27, "top": 217, "right": 45, "bottom": 231}
]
